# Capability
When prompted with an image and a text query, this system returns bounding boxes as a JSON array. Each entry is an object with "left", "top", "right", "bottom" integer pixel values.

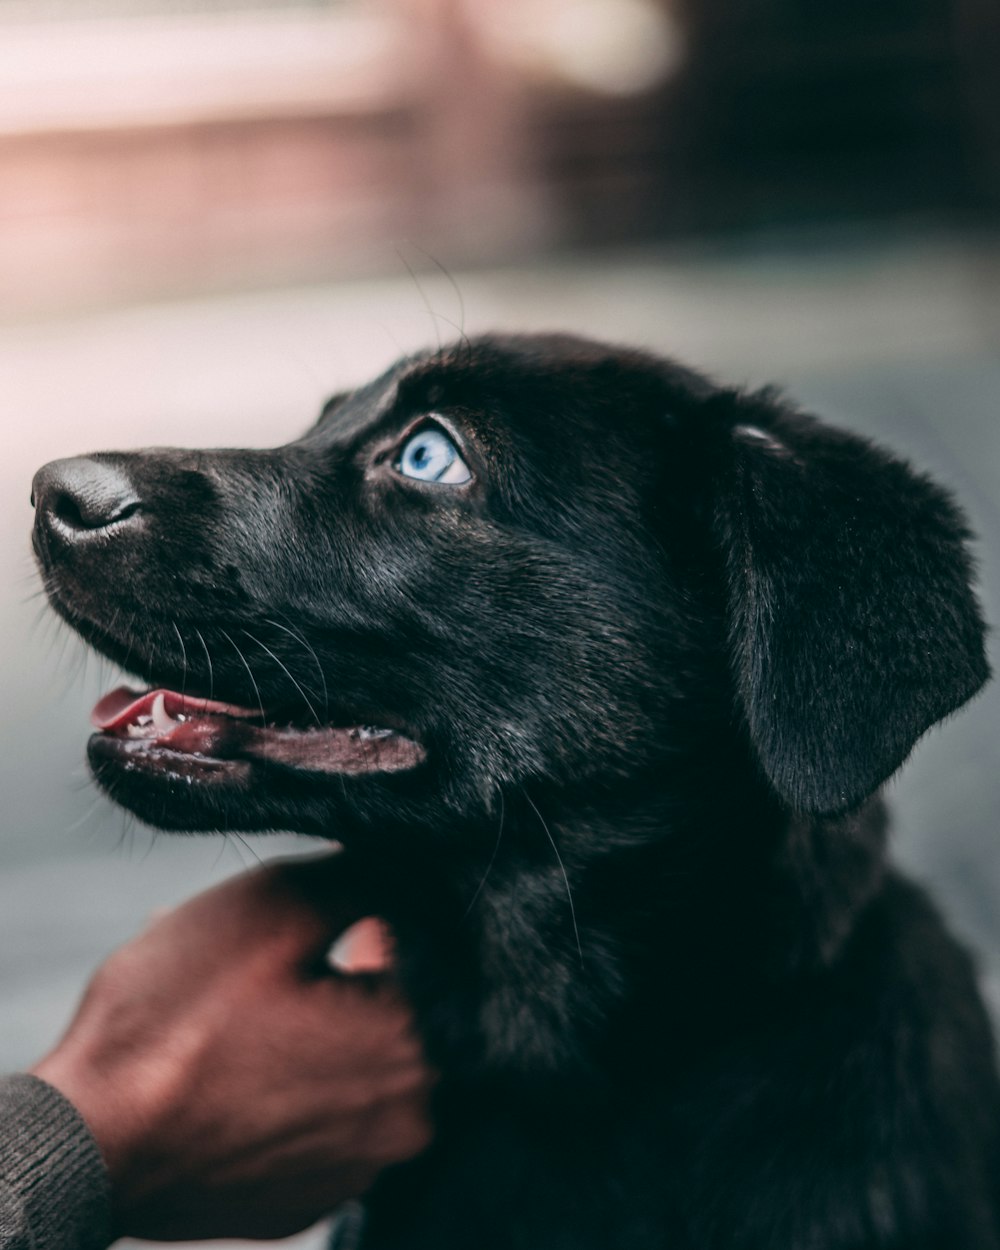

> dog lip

[
  {"left": 88, "top": 732, "right": 255, "bottom": 786},
  {"left": 91, "top": 683, "right": 427, "bottom": 775}
]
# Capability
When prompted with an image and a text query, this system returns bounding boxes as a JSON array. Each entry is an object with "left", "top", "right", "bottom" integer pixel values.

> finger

[
  {"left": 327, "top": 917, "right": 395, "bottom": 974},
  {"left": 247, "top": 853, "right": 384, "bottom": 968}
]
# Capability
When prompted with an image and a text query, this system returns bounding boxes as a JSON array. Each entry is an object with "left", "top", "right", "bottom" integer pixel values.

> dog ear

[{"left": 702, "top": 391, "right": 989, "bottom": 815}]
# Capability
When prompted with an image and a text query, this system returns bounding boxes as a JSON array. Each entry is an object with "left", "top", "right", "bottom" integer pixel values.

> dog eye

[{"left": 396, "top": 425, "right": 471, "bottom": 485}]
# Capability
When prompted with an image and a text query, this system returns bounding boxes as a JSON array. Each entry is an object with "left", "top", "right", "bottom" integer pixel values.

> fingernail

[{"left": 328, "top": 917, "right": 394, "bottom": 973}]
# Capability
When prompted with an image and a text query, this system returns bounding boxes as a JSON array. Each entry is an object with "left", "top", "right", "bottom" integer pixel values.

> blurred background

[{"left": 2, "top": 1, "right": 1000, "bottom": 1245}]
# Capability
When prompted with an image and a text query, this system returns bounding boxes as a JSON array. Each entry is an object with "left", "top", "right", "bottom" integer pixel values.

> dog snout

[{"left": 32, "top": 457, "right": 142, "bottom": 544}]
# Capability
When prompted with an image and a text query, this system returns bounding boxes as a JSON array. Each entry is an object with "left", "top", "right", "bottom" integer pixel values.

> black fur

[{"left": 32, "top": 334, "right": 1000, "bottom": 1248}]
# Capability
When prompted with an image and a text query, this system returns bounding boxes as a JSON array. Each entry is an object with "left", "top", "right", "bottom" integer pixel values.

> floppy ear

[{"left": 704, "top": 391, "right": 989, "bottom": 815}]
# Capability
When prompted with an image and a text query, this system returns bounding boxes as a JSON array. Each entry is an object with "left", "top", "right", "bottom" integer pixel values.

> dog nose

[{"left": 32, "top": 457, "right": 142, "bottom": 538}]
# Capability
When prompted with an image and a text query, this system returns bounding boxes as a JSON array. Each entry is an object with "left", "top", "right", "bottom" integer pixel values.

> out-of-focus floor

[{"left": 1, "top": 229, "right": 999, "bottom": 1248}]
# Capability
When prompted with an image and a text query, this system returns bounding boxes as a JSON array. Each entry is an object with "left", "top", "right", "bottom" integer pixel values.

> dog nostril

[
  {"left": 53, "top": 490, "right": 140, "bottom": 531},
  {"left": 52, "top": 492, "right": 87, "bottom": 531},
  {"left": 33, "top": 457, "right": 143, "bottom": 537}
]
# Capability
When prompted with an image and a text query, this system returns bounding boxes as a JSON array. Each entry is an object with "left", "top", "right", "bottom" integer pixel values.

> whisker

[
  {"left": 463, "top": 788, "right": 505, "bottom": 921},
  {"left": 409, "top": 244, "right": 470, "bottom": 360},
  {"left": 397, "top": 246, "right": 442, "bottom": 353},
  {"left": 138, "top": 825, "right": 160, "bottom": 864},
  {"left": 54, "top": 628, "right": 87, "bottom": 693},
  {"left": 111, "top": 811, "right": 132, "bottom": 857},
  {"left": 64, "top": 791, "right": 106, "bottom": 835},
  {"left": 213, "top": 833, "right": 233, "bottom": 869},
  {"left": 124, "top": 611, "right": 140, "bottom": 676},
  {"left": 171, "top": 621, "right": 189, "bottom": 698},
  {"left": 219, "top": 629, "right": 266, "bottom": 721},
  {"left": 233, "top": 831, "right": 265, "bottom": 867},
  {"left": 193, "top": 627, "right": 216, "bottom": 700},
  {"left": 31, "top": 601, "right": 54, "bottom": 634},
  {"left": 242, "top": 628, "right": 321, "bottom": 725},
  {"left": 523, "top": 790, "right": 583, "bottom": 968},
  {"left": 103, "top": 606, "right": 121, "bottom": 642},
  {"left": 264, "top": 615, "right": 329, "bottom": 718}
]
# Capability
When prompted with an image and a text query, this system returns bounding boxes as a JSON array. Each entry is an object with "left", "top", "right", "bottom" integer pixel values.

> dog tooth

[{"left": 151, "top": 693, "right": 175, "bottom": 734}]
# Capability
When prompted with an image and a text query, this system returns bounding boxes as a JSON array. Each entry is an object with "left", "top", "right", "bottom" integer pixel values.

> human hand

[{"left": 31, "top": 854, "right": 433, "bottom": 1240}]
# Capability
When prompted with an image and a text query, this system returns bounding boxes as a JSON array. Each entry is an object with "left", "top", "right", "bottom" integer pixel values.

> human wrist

[{"left": 31, "top": 1043, "right": 166, "bottom": 1197}]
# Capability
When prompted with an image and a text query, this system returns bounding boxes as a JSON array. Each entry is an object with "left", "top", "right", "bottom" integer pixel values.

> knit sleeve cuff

[{"left": 0, "top": 1073, "right": 112, "bottom": 1250}]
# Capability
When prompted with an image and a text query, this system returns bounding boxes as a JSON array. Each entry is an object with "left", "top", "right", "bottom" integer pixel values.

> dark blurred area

[
  {"left": 509, "top": 0, "right": 1000, "bottom": 245},
  {"left": 666, "top": 0, "right": 1000, "bottom": 234}
]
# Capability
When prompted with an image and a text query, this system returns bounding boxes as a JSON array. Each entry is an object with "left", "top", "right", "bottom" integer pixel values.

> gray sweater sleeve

[{"left": 0, "top": 1075, "right": 111, "bottom": 1250}]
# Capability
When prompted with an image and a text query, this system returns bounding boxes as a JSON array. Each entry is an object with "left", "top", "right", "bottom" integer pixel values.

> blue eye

[{"left": 397, "top": 425, "right": 471, "bottom": 485}]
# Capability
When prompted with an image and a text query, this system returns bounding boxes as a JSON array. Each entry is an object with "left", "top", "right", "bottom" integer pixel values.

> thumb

[
  {"left": 247, "top": 852, "right": 377, "bottom": 969},
  {"left": 327, "top": 917, "right": 395, "bottom": 974}
]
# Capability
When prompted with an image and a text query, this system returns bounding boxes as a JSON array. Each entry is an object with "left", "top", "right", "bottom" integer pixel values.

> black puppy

[{"left": 33, "top": 335, "right": 1000, "bottom": 1248}]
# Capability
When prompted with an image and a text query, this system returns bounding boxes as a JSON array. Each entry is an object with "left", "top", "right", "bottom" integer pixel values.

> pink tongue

[{"left": 91, "top": 686, "right": 260, "bottom": 731}]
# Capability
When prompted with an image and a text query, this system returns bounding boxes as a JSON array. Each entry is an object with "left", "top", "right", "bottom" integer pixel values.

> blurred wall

[{"left": 5, "top": 0, "right": 999, "bottom": 320}]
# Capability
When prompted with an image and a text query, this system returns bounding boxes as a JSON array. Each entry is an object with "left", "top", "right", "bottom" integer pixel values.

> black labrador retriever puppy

[{"left": 32, "top": 334, "right": 1000, "bottom": 1249}]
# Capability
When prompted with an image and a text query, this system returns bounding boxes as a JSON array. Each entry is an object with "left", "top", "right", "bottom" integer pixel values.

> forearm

[{"left": 0, "top": 1074, "right": 111, "bottom": 1250}]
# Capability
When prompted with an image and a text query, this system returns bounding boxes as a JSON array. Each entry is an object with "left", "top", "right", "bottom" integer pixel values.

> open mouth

[{"left": 91, "top": 686, "right": 426, "bottom": 776}]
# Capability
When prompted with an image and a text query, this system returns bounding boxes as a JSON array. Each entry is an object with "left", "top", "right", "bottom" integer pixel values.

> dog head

[{"left": 32, "top": 334, "right": 988, "bottom": 858}]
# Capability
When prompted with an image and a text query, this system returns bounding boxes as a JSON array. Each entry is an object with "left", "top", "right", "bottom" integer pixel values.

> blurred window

[
  {"left": 0, "top": 0, "right": 400, "bottom": 138},
  {"left": 0, "top": 0, "right": 347, "bottom": 18}
]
